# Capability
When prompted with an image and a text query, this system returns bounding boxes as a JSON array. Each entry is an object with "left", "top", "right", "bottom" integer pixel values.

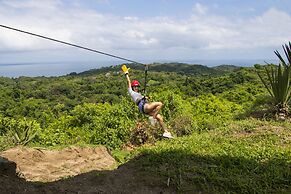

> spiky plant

[{"left": 255, "top": 42, "right": 291, "bottom": 119}]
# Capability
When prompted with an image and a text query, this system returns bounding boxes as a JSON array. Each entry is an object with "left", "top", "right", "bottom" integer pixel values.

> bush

[
  {"left": 190, "top": 94, "right": 243, "bottom": 131},
  {"left": 0, "top": 116, "right": 40, "bottom": 146},
  {"left": 151, "top": 90, "right": 192, "bottom": 121},
  {"left": 148, "top": 91, "right": 242, "bottom": 134},
  {"left": 170, "top": 114, "right": 193, "bottom": 136},
  {"left": 36, "top": 98, "right": 137, "bottom": 149},
  {"left": 130, "top": 120, "right": 163, "bottom": 146}
]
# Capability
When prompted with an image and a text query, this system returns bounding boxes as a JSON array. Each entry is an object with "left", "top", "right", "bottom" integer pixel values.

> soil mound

[
  {"left": 0, "top": 146, "right": 116, "bottom": 182},
  {"left": 0, "top": 146, "right": 175, "bottom": 194}
]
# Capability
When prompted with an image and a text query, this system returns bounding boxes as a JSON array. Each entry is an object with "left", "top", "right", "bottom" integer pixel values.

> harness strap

[
  {"left": 137, "top": 98, "right": 147, "bottom": 113},
  {"left": 136, "top": 97, "right": 147, "bottom": 105}
]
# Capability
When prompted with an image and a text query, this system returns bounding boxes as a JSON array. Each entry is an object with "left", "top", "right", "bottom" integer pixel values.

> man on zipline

[{"left": 122, "top": 65, "right": 173, "bottom": 139}]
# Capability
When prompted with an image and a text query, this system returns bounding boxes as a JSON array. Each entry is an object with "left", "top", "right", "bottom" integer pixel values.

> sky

[{"left": 0, "top": 0, "right": 291, "bottom": 77}]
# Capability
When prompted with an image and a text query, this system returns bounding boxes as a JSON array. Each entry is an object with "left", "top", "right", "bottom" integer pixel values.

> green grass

[
  {"left": 123, "top": 119, "right": 291, "bottom": 193},
  {"left": 1, "top": 118, "right": 290, "bottom": 193}
]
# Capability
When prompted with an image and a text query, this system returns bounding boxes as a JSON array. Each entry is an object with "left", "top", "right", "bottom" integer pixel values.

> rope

[{"left": 0, "top": 24, "right": 144, "bottom": 65}]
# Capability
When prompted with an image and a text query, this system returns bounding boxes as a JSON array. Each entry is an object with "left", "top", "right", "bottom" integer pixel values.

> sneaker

[{"left": 163, "top": 132, "right": 173, "bottom": 139}]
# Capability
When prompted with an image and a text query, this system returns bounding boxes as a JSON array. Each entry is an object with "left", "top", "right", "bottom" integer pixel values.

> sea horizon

[{"left": 0, "top": 58, "right": 279, "bottom": 78}]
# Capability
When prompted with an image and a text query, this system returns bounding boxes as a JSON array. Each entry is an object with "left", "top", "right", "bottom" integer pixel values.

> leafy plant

[
  {"left": 0, "top": 117, "right": 40, "bottom": 146},
  {"left": 11, "top": 118, "right": 40, "bottom": 145},
  {"left": 255, "top": 42, "right": 291, "bottom": 119}
]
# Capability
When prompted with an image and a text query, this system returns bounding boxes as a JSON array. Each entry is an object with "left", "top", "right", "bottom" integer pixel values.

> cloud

[
  {"left": 240, "top": 8, "right": 291, "bottom": 47},
  {"left": 0, "top": 0, "right": 290, "bottom": 62},
  {"left": 2, "top": 0, "right": 62, "bottom": 10},
  {"left": 192, "top": 3, "right": 208, "bottom": 15}
]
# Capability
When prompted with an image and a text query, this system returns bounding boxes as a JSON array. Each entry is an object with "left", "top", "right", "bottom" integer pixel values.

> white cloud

[
  {"left": 2, "top": 0, "right": 62, "bottom": 10},
  {"left": 240, "top": 8, "right": 291, "bottom": 47},
  {"left": 0, "top": 0, "right": 290, "bottom": 62}
]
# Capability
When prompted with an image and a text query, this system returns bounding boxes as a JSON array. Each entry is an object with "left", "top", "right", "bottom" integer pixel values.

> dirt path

[
  {"left": 0, "top": 146, "right": 116, "bottom": 182},
  {"left": 0, "top": 146, "right": 174, "bottom": 194}
]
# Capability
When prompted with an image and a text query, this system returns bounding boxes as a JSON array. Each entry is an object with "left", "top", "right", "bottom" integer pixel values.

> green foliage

[
  {"left": 36, "top": 98, "right": 137, "bottom": 149},
  {"left": 88, "top": 102, "right": 135, "bottom": 149},
  {"left": 190, "top": 94, "right": 243, "bottom": 130},
  {"left": 0, "top": 63, "right": 272, "bottom": 150},
  {"left": 80, "top": 63, "right": 225, "bottom": 77},
  {"left": 130, "top": 120, "right": 164, "bottom": 146},
  {"left": 133, "top": 120, "right": 290, "bottom": 193},
  {"left": 255, "top": 42, "right": 291, "bottom": 116},
  {"left": 0, "top": 116, "right": 40, "bottom": 146},
  {"left": 219, "top": 83, "right": 267, "bottom": 110},
  {"left": 151, "top": 90, "right": 192, "bottom": 121},
  {"left": 0, "top": 62, "right": 290, "bottom": 193},
  {"left": 149, "top": 91, "right": 244, "bottom": 134},
  {"left": 35, "top": 115, "right": 77, "bottom": 146},
  {"left": 169, "top": 114, "right": 193, "bottom": 136},
  {"left": 10, "top": 118, "right": 40, "bottom": 145}
]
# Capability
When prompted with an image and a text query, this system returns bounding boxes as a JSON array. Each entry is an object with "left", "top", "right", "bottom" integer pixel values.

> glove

[{"left": 121, "top": 64, "right": 130, "bottom": 75}]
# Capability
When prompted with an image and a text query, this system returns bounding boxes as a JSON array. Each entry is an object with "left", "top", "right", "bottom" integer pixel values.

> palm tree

[{"left": 255, "top": 42, "right": 291, "bottom": 120}]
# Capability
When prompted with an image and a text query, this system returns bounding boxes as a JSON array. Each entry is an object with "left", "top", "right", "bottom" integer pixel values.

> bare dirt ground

[
  {"left": 0, "top": 146, "right": 174, "bottom": 194},
  {"left": 1, "top": 146, "right": 117, "bottom": 182}
]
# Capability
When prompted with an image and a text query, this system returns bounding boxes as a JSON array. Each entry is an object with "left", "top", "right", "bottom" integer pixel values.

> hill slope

[
  {"left": 0, "top": 119, "right": 290, "bottom": 193},
  {"left": 77, "top": 62, "right": 234, "bottom": 76}
]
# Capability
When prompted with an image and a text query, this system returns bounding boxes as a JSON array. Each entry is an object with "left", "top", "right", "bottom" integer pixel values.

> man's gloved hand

[{"left": 121, "top": 64, "right": 130, "bottom": 75}]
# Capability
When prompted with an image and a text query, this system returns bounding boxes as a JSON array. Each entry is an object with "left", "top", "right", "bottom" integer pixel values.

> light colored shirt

[{"left": 128, "top": 88, "right": 143, "bottom": 104}]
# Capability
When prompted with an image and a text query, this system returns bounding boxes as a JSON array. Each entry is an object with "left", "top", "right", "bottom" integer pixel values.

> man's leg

[
  {"left": 144, "top": 102, "right": 163, "bottom": 119},
  {"left": 144, "top": 102, "right": 173, "bottom": 138},
  {"left": 155, "top": 114, "right": 168, "bottom": 132}
]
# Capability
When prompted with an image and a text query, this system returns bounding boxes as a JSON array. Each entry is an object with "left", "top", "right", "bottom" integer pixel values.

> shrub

[
  {"left": 130, "top": 120, "right": 163, "bottom": 146},
  {"left": 151, "top": 90, "right": 192, "bottom": 121},
  {"left": 36, "top": 98, "right": 137, "bottom": 149},
  {"left": 169, "top": 114, "right": 193, "bottom": 136},
  {"left": 0, "top": 116, "right": 40, "bottom": 146},
  {"left": 190, "top": 94, "right": 243, "bottom": 131},
  {"left": 255, "top": 42, "right": 291, "bottom": 119}
]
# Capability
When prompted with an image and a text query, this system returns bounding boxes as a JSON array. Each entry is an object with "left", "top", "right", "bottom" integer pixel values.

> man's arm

[
  {"left": 122, "top": 64, "right": 131, "bottom": 89},
  {"left": 125, "top": 74, "right": 131, "bottom": 89}
]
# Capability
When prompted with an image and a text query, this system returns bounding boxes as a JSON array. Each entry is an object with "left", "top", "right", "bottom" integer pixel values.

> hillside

[
  {"left": 0, "top": 119, "right": 290, "bottom": 193},
  {"left": 0, "top": 63, "right": 290, "bottom": 193},
  {"left": 212, "top": 64, "right": 241, "bottom": 72},
  {"left": 76, "top": 62, "right": 236, "bottom": 76}
]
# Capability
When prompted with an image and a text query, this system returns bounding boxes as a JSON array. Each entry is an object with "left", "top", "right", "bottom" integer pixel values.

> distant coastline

[
  {"left": 180, "top": 59, "right": 279, "bottom": 67},
  {"left": 0, "top": 59, "right": 279, "bottom": 77}
]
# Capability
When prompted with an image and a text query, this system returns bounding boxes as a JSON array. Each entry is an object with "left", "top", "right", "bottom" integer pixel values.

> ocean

[{"left": 0, "top": 59, "right": 279, "bottom": 78}]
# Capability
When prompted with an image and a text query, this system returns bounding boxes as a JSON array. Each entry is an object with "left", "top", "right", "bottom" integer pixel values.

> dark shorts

[{"left": 137, "top": 98, "right": 147, "bottom": 113}]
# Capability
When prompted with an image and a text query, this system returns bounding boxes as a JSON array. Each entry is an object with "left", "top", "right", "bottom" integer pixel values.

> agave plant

[{"left": 255, "top": 42, "right": 291, "bottom": 119}]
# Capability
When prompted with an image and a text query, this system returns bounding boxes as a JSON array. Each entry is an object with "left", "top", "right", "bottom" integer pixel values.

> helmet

[{"left": 131, "top": 80, "right": 140, "bottom": 87}]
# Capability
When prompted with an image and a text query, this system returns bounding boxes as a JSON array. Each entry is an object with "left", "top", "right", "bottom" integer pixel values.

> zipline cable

[
  {"left": 0, "top": 24, "right": 150, "bottom": 95},
  {"left": 0, "top": 24, "right": 144, "bottom": 65}
]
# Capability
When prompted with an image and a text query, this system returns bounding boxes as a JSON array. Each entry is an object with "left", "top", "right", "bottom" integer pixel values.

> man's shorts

[{"left": 137, "top": 98, "right": 146, "bottom": 113}]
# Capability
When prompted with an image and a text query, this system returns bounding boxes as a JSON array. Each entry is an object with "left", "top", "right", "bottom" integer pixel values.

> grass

[
  {"left": 119, "top": 119, "right": 291, "bottom": 193},
  {"left": 1, "top": 118, "right": 290, "bottom": 193}
]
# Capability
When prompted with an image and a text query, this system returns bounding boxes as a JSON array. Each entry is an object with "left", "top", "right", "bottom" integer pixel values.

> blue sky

[{"left": 0, "top": 0, "right": 290, "bottom": 76}]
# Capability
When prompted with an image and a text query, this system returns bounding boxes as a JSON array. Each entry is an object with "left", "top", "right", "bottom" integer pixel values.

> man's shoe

[{"left": 163, "top": 132, "right": 173, "bottom": 139}]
